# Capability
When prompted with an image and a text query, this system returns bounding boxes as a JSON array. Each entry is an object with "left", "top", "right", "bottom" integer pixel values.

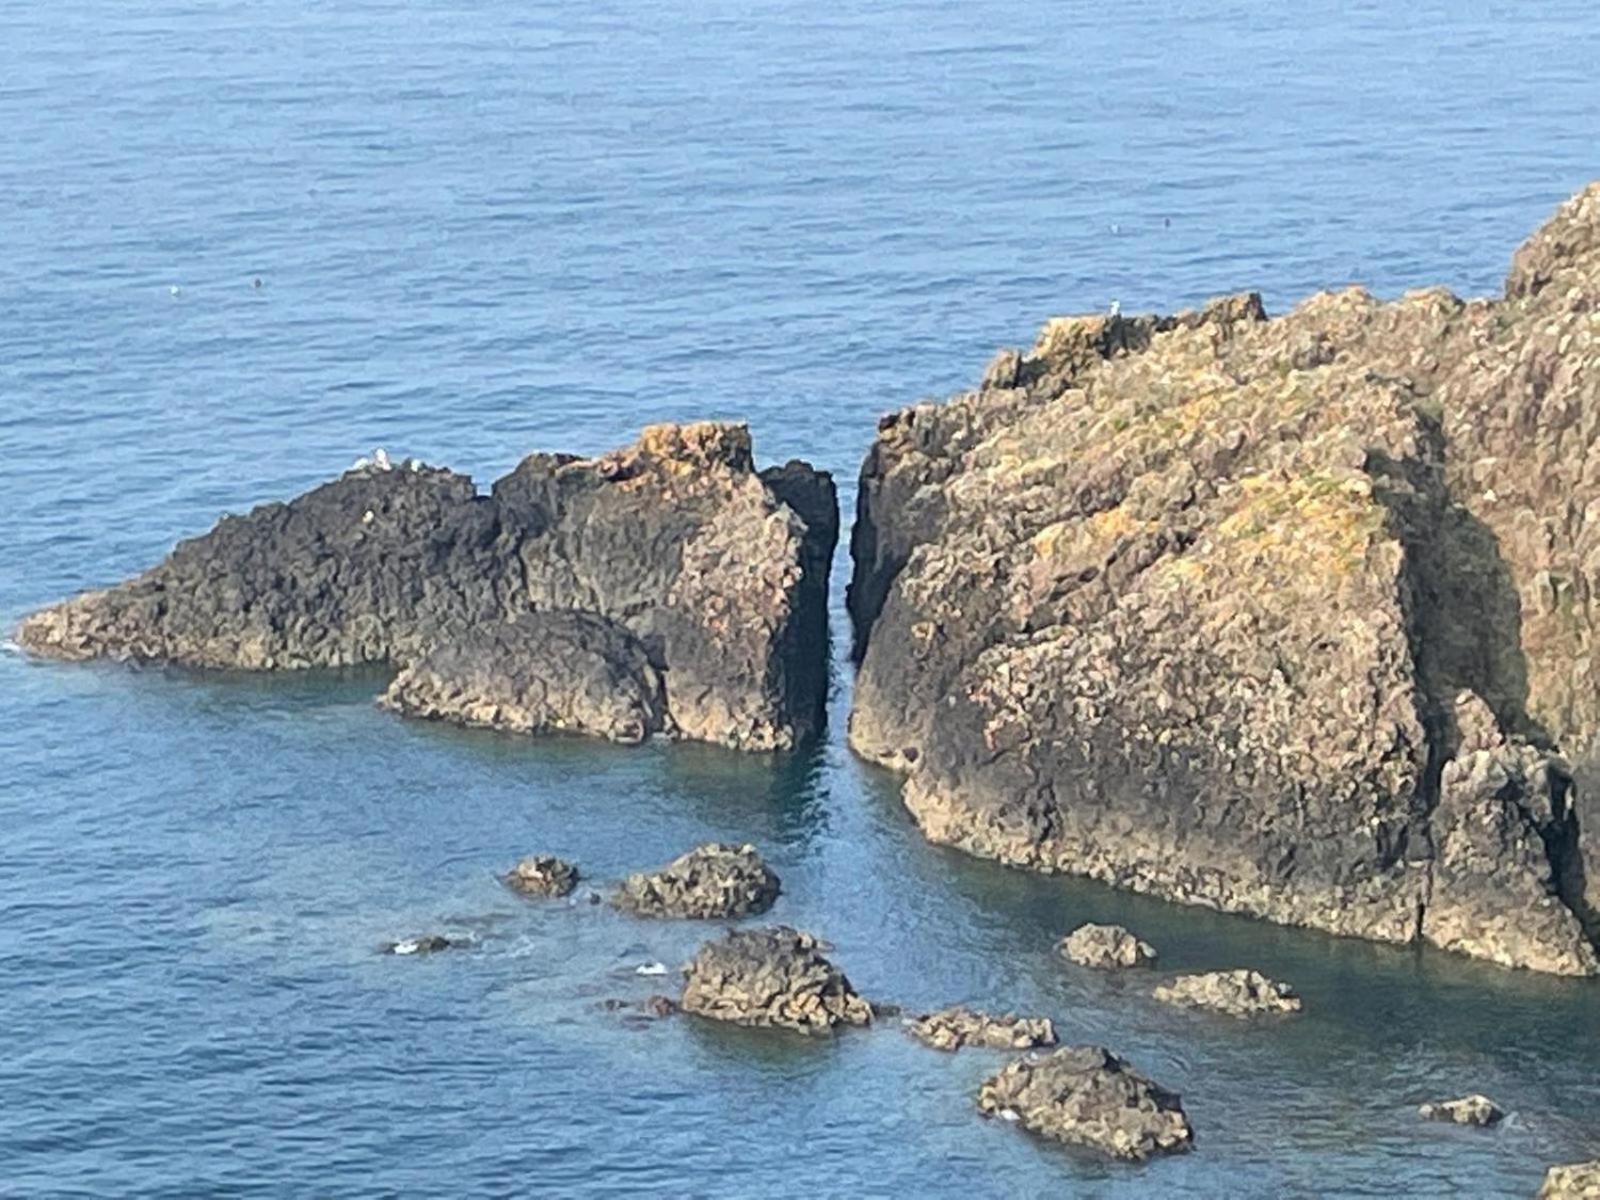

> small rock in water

[
  {"left": 907, "top": 1005, "right": 1057, "bottom": 1053},
  {"left": 1419, "top": 1094, "right": 1505, "bottom": 1127},
  {"left": 1539, "top": 1159, "right": 1600, "bottom": 1198},
  {"left": 679, "top": 925, "right": 871, "bottom": 1034},
  {"left": 382, "top": 934, "right": 455, "bottom": 956},
  {"left": 1153, "top": 969, "right": 1301, "bottom": 1018},
  {"left": 1058, "top": 922, "right": 1158, "bottom": 969},
  {"left": 635, "top": 961, "right": 669, "bottom": 977},
  {"left": 503, "top": 854, "right": 580, "bottom": 898},
  {"left": 977, "top": 1045, "right": 1193, "bottom": 1161},
  {"left": 612, "top": 842, "right": 780, "bottom": 919},
  {"left": 642, "top": 994, "right": 679, "bottom": 1018}
]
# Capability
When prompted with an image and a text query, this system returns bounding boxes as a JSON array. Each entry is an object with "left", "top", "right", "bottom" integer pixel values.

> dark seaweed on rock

[
  {"left": 18, "top": 422, "right": 837, "bottom": 753},
  {"left": 848, "top": 183, "right": 1600, "bottom": 975}
]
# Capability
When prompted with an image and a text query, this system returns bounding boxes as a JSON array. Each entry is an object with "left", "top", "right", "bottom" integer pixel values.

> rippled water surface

[{"left": 6, "top": 3, "right": 1600, "bottom": 1196}]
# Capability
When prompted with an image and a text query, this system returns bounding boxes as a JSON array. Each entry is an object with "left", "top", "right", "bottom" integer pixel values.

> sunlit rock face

[{"left": 848, "top": 183, "right": 1600, "bottom": 976}]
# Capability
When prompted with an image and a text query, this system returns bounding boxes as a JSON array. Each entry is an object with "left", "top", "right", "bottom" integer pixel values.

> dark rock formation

[
  {"left": 18, "top": 422, "right": 837, "bottom": 753},
  {"left": 1152, "top": 969, "right": 1301, "bottom": 1018},
  {"left": 976, "top": 1045, "right": 1194, "bottom": 1161},
  {"left": 1058, "top": 922, "right": 1158, "bottom": 969},
  {"left": 1539, "top": 1160, "right": 1600, "bottom": 1199},
  {"left": 679, "top": 926, "right": 872, "bottom": 1033},
  {"left": 503, "top": 854, "right": 581, "bottom": 898},
  {"left": 906, "top": 1005, "right": 1056, "bottom": 1052},
  {"left": 1418, "top": 1094, "right": 1504, "bottom": 1127},
  {"left": 612, "top": 842, "right": 780, "bottom": 919},
  {"left": 382, "top": 612, "right": 667, "bottom": 743},
  {"left": 847, "top": 182, "right": 1600, "bottom": 974}
]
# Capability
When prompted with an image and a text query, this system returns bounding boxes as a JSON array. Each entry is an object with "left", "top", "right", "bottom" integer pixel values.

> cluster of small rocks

[
  {"left": 907, "top": 1006, "right": 1057, "bottom": 1052},
  {"left": 611, "top": 842, "right": 781, "bottom": 919},
  {"left": 1152, "top": 969, "right": 1302, "bottom": 1017}
]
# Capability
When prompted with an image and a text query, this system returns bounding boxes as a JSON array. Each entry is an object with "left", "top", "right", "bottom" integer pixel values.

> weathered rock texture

[
  {"left": 1058, "top": 922, "right": 1158, "bottom": 969},
  {"left": 907, "top": 1005, "right": 1057, "bottom": 1052},
  {"left": 976, "top": 1045, "right": 1194, "bottom": 1161},
  {"left": 503, "top": 854, "right": 580, "bottom": 898},
  {"left": 382, "top": 612, "right": 667, "bottom": 743},
  {"left": 1540, "top": 1160, "right": 1600, "bottom": 1199},
  {"left": 1418, "top": 1094, "right": 1504, "bottom": 1127},
  {"left": 1152, "top": 969, "right": 1301, "bottom": 1018},
  {"left": 19, "top": 423, "right": 837, "bottom": 753},
  {"left": 848, "top": 183, "right": 1600, "bottom": 974},
  {"left": 679, "top": 926, "right": 872, "bottom": 1034},
  {"left": 612, "top": 842, "right": 780, "bottom": 919}
]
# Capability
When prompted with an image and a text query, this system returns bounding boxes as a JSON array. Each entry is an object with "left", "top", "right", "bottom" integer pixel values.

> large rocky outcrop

[
  {"left": 848, "top": 183, "right": 1600, "bottom": 974},
  {"left": 18, "top": 423, "right": 837, "bottom": 752}
]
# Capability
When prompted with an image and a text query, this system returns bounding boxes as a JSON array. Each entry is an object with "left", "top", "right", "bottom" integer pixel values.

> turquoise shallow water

[{"left": 5, "top": 2, "right": 1600, "bottom": 1196}]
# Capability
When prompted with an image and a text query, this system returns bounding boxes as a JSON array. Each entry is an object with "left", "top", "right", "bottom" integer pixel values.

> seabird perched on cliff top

[
  {"left": 372, "top": 448, "right": 391, "bottom": 471},
  {"left": 1108, "top": 300, "right": 1121, "bottom": 319}
]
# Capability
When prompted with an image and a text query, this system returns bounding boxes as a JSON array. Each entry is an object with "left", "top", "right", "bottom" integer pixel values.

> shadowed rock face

[
  {"left": 977, "top": 1045, "right": 1193, "bottom": 1161},
  {"left": 382, "top": 611, "right": 668, "bottom": 743},
  {"left": 17, "top": 422, "right": 837, "bottom": 753},
  {"left": 848, "top": 183, "right": 1600, "bottom": 975}
]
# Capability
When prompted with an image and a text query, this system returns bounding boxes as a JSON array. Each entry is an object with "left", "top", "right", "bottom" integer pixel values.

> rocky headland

[
  {"left": 847, "top": 182, "right": 1600, "bottom": 976},
  {"left": 16, "top": 422, "right": 837, "bottom": 753}
]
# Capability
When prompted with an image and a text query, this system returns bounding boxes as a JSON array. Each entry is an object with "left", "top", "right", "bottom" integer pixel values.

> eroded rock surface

[
  {"left": 1418, "top": 1094, "right": 1504, "bottom": 1127},
  {"left": 976, "top": 1045, "right": 1193, "bottom": 1161},
  {"left": 612, "top": 842, "right": 780, "bottom": 919},
  {"left": 1540, "top": 1160, "right": 1600, "bottom": 1199},
  {"left": 907, "top": 1005, "right": 1057, "bottom": 1052},
  {"left": 19, "top": 422, "right": 836, "bottom": 753},
  {"left": 382, "top": 612, "right": 667, "bottom": 744},
  {"left": 848, "top": 183, "right": 1600, "bottom": 974},
  {"left": 1059, "top": 922, "right": 1158, "bottom": 969},
  {"left": 503, "top": 854, "right": 581, "bottom": 898},
  {"left": 679, "top": 926, "right": 872, "bottom": 1033},
  {"left": 1152, "top": 969, "right": 1301, "bottom": 1018}
]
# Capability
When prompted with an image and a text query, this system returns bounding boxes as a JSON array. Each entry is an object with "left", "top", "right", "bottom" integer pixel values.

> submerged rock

[
  {"left": 907, "top": 1005, "right": 1057, "bottom": 1052},
  {"left": 1153, "top": 969, "right": 1301, "bottom": 1018},
  {"left": 1058, "top": 922, "right": 1158, "bottom": 969},
  {"left": 17, "top": 422, "right": 837, "bottom": 753},
  {"left": 976, "top": 1045, "right": 1194, "bottom": 1161},
  {"left": 380, "top": 935, "right": 457, "bottom": 956},
  {"left": 612, "top": 842, "right": 780, "bottom": 919},
  {"left": 1539, "top": 1160, "right": 1600, "bottom": 1199},
  {"left": 502, "top": 854, "right": 581, "bottom": 898},
  {"left": 382, "top": 612, "right": 668, "bottom": 744},
  {"left": 1418, "top": 1094, "right": 1504, "bottom": 1127},
  {"left": 847, "top": 182, "right": 1600, "bottom": 975},
  {"left": 679, "top": 926, "right": 872, "bottom": 1033}
]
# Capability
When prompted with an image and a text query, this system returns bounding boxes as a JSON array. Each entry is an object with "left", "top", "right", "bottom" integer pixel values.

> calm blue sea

[{"left": 5, "top": 3, "right": 1600, "bottom": 1196}]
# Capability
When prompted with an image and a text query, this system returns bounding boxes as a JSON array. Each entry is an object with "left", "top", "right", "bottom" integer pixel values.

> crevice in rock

[{"left": 1366, "top": 403, "right": 1595, "bottom": 953}]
